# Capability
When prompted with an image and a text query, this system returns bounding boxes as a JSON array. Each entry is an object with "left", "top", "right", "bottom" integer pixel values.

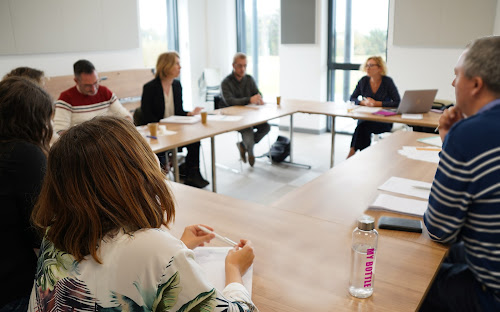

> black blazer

[{"left": 141, "top": 78, "right": 187, "bottom": 124}]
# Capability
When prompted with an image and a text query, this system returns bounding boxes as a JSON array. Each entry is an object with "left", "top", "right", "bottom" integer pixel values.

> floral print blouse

[{"left": 28, "top": 228, "right": 257, "bottom": 312}]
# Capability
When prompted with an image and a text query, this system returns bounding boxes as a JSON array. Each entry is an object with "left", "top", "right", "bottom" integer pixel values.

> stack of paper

[
  {"left": 370, "top": 177, "right": 432, "bottom": 217},
  {"left": 354, "top": 107, "right": 381, "bottom": 113},
  {"left": 378, "top": 176, "right": 432, "bottom": 199},
  {"left": 401, "top": 113, "right": 423, "bottom": 119},
  {"left": 369, "top": 193, "right": 428, "bottom": 217},
  {"left": 207, "top": 115, "right": 243, "bottom": 122},
  {"left": 193, "top": 247, "right": 253, "bottom": 295},
  {"left": 417, "top": 136, "right": 442, "bottom": 147},
  {"left": 398, "top": 146, "right": 440, "bottom": 163},
  {"left": 161, "top": 115, "right": 201, "bottom": 124}
]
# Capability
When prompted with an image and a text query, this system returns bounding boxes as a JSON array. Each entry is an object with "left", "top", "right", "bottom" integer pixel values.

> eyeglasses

[
  {"left": 366, "top": 64, "right": 379, "bottom": 68},
  {"left": 79, "top": 79, "right": 101, "bottom": 89}
]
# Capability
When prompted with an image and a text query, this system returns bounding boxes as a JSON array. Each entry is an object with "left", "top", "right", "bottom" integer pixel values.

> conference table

[
  {"left": 144, "top": 99, "right": 442, "bottom": 192},
  {"left": 283, "top": 99, "right": 441, "bottom": 167},
  {"left": 168, "top": 130, "right": 448, "bottom": 311}
]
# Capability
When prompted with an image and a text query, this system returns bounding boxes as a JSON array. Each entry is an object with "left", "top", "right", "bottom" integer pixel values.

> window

[
  {"left": 236, "top": 0, "right": 280, "bottom": 99},
  {"left": 327, "top": 0, "right": 389, "bottom": 132},
  {"left": 139, "top": 0, "right": 179, "bottom": 68}
]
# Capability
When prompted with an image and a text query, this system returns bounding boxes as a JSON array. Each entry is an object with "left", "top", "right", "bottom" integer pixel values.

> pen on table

[
  {"left": 146, "top": 135, "right": 157, "bottom": 139},
  {"left": 198, "top": 225, "right": 238, "bottom": 247},
  {"left": 412, "top": 185, "right": 432, "bottom": 190}
]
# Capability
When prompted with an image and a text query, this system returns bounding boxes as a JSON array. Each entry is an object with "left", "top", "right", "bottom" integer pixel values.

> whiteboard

[
  {"left": 0, "top": 0, "right": 139, "bottom": 55},
  {"left": 393, "top": 0, "right": 496, "bottom": 48}
]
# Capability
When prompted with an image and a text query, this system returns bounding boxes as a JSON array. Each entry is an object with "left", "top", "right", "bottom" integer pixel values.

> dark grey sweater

[{"left": 220, "top": 72, "right": 261, "bottom": 107}]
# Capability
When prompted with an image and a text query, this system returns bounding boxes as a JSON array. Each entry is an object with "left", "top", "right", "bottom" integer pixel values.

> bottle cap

[{"left": 357, "top": 215, "right": 375, "bottom": 231}]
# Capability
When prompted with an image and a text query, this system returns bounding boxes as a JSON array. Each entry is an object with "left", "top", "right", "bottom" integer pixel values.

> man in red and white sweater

[{"left": 53, "top": 60, "right": 132, "bottom": 134}]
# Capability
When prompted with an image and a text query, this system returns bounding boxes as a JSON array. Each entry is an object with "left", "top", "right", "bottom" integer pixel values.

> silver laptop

[{"left": 397, "top": 89, "right": 438, "bottom": 114}]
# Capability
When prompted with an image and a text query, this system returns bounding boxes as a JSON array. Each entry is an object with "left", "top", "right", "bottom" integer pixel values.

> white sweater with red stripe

[{"left": 53, "top": 85, "right": 131, "bottom": 133}]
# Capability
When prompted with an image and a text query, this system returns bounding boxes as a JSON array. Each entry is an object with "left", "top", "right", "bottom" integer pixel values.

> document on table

[
  {"left": 398, "top": 146, "right": 440, "bottom": 163},
  {"left": 354, "top": 107, "right": 380, "bottom": 113},
  {"left": 401, "top": 113, "right": 423, "bottom": 120},
  {"left": 378, "top": 176, "right": 432, "bottom": 199},
  {"left": 193, "top": 247, "right": 253, "bottom": 295},
  {"left": 161, "top": 115, "right": 201, "bottom": 124},
  {"left": 207, "top": 115, "right": 243, "bottom": 122},
  {"left": 137, "top": 125, "right": 176, "bottom": 136},
  {"left": 369, "top": 193, "right": 428, "bottom": 217},
  {"left": 417, "top": 136, "right": 442, "bottom": 147}
]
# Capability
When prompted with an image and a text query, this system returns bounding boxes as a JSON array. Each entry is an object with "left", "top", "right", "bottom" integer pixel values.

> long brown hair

[
  {"left": 0, "top": 77, "right": 53, "bottom": 154},
  {"left": 32, "top": 116, "right": 175, "bottom": 263}
]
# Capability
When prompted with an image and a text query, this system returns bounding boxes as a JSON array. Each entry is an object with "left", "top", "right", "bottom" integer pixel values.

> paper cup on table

[
  {"left": 147, "top": 122, "right": 159, "bottom": 137},
  {"left": 276, "top": 96, "right": 281, "bottom": 105},
  {"left": 201, "top": 111, "right": 208, "bottom": 124}
]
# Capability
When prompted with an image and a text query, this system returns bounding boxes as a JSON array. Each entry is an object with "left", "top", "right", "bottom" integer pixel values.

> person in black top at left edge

[{"left": 0, "top": 76, "right": 53, "bottom": 311}]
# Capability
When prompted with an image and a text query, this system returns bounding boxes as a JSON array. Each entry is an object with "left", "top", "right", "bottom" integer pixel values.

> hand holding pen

[
  {"left": 198, "top": 225, "right": 238, "bottom": 246},
  {"left": 180, "top": 224, "right": 215, "bottom": 249},
  {"left": 196, "top": 225, "right": 255, "bottom": 286}
]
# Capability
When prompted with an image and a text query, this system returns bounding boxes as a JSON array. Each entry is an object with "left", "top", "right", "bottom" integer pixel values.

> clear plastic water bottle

[{"left": 349, "top": 215, "right": 378, "bottom": 298}]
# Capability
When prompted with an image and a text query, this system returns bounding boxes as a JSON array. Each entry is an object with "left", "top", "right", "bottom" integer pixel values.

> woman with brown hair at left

[{"left": 0, "top": 77, "right": 53, "bottom": 311}]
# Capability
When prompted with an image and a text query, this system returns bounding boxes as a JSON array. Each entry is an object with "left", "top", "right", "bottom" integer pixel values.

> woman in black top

[
  {"left": 0, "top": 77, "right": 53, "bottom": 310},
  {"left": 348, "top": 56, "right": 401, "bottom": 158},
  {"left": 141, "top": 52, "right": 208, "bottom": 188}
]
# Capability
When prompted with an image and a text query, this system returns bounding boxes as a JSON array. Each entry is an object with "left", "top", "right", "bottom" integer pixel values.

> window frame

[{"left": 326, "top": 0, "right": 389, "bottom": 132}]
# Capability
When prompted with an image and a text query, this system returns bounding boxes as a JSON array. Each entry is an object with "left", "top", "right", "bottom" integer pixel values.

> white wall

[
  {"left": 388, "top": 0, "right": 500, "bottom": 103},
  {"left": 387, "top": 2, "right": 462, "bottom": 102},
  {"left": 179, "top": 0, "right": 236, "bottom": 110}
]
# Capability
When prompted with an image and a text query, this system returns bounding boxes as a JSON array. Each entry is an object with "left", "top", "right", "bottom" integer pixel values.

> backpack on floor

[{"left": 268, "top": 136, "right": 290, "bottom": 163}]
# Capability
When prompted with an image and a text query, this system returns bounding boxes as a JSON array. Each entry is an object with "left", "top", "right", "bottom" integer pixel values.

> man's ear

[
  {"left": 74, "top": 77, "right": 78, "bottom": 85},
  {"left": 471, "top": 76, "right": 484, "bottom": 96}
]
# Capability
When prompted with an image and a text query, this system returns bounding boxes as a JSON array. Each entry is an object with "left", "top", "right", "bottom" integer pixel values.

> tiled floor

[{"left": 194, "top": 120, "right": 354, "bottom": 205}]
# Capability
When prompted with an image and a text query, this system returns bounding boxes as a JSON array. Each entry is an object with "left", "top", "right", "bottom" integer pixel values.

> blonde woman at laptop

[{"left": 347, "top": 56, "right": 401, "bottom": 158}]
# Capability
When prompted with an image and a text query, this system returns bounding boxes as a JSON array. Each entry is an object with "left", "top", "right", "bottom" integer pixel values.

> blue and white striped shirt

[{"left": 424, "top": 100, "right": 500, "bottom": 291}]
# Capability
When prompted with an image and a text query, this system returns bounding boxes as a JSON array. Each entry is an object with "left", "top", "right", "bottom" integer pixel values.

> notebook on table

[{"left": 397, "top": 89, "right": 438, "bottom": 114}]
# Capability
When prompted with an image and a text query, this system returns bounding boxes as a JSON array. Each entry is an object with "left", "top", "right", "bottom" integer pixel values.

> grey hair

[
  {"left": 233, "top": 52, "right": 247, "bottom": 65},
  {"left": 463, "top": 36, "right": 500, "bottom": 95}
]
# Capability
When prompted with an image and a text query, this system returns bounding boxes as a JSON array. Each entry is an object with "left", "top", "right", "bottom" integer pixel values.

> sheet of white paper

[
  {"left": 354, "top": 107, "right": 380, "bottom": 113},
  {"left": 401, "top": 113, "right": 423, "bottom": 119},
  {"left": 378, "top": 176, "right": 432, "bottom": 199},
  {"left": 193, "top": 247, "right": 253, "bottom": 295},
  {"left": 137, "top": 125, "right": 176, "bottom": 136},
  {"left": 207, "top": 115, "right": 243, "bottom": 122},
  {"left": 245, "top": 104, "right": 264, "bottom": 108},
  {"left": 369, "top": 193, "right": 428, "bottom": 217},
  {"left": 398, "top": 146, "right": 440, "bottom": 163},
  {"left": 417, "top": 136, "right": 443, "bottom": 147},
  {"left": 160, "top": 115, "right": 201, "bottom": 124},
  {"left": 158, "top": 125, "right": 176, "bottom": 136}
]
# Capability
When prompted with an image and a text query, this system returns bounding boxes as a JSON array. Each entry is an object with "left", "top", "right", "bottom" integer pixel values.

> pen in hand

[{"left": 198, "top": 225, "right": 238, "bottom": 247}]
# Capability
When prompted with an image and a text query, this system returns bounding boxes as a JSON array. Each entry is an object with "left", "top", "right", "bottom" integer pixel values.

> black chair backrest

[
  {"left": 214, "top": 95, "right": 226, "bottom": 109},
  {"left": 133, "top": 107, "right": 145, "bottom": 126}
]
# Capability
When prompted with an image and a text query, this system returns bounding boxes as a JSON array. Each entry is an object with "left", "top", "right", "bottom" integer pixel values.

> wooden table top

[
  {"left": 168, "top": 175, "right": 447, "bottom": 311},
  {"left": 143, "top": 99, "right": 440, "bottom": 154},
  {"left": 283, "top": 99, "right": 441, "bottom": 128},
  {"left": 271, "top": 131, "right": 446, "bottom": 249},
  {"left": 144, "top": 104, "right": 295, "bottom": 153}
]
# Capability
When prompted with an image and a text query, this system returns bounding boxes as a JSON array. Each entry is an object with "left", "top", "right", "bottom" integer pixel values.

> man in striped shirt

[
  {"left": 421, "top": 36, "right": 500, "bottom": 311},
  {"left": 53, "top": 60, "right": 132, "bottom": 135}
]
